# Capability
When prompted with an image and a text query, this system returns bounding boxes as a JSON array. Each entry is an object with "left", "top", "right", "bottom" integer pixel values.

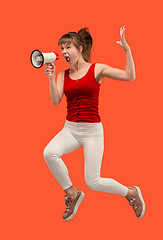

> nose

[{"left": 62, "top": 48, "right": 67, "bottom": 55}]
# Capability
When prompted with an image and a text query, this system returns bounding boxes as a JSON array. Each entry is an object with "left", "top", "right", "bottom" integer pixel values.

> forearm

[
  {"left": 124, "top": 47, "right": 136, "bottom": 80},
  {"left": 48, "top": 75, "right": 61, "bottom": 105}
]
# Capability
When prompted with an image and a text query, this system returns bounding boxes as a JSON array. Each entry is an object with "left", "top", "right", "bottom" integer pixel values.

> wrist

[
  {"left": 124, "top": 46, "right": 130, "bottom": 52},
  {"left": 49, "top": 74, "right": 55, "bottom": 82}
]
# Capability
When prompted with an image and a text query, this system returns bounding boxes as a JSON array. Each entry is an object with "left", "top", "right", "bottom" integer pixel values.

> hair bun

[
  {"left": 78, "top": 27, "right": 92, "bottom": 45},
  {"left": 78, "top": 27, "right": 89, "bottom": 34},
  {"left": 77, "top": 27, "right": 93, "bottom": 62}
]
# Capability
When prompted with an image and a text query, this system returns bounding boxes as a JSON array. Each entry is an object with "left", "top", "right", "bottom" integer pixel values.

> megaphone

[{"left": 30, "top": 50, "right": 59, "bottom": 68}]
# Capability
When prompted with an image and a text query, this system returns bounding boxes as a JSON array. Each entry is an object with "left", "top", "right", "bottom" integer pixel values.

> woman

[{"left": 43, "top": 26, "right": 145, "bottom": 221}]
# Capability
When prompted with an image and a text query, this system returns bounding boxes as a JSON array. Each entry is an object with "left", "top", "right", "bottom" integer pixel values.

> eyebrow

[{"left": 61, "top": 43, "right": 71, "bottom": 47}]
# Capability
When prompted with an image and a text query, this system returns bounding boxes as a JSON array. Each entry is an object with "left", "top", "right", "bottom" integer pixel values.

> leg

[
  {"left": 43, "top": 124, "right": 81, "bottom": 191},
  {"left": 43, "top": 123, "right": 85, "bottom": 221},
  {"left": 81, "top": 122, "right": 145, "bottom": 217},
  {"left": 83, "top": 126, "right": 128, "bottom": 197}
]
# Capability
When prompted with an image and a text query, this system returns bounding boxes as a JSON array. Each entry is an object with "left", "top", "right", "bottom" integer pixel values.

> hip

[{"left": 63, "top": 120, "right": 104, "bottom": 140}]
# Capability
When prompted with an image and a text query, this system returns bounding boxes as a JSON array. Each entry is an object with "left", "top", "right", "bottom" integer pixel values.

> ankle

[
  {"left": 68, "top": 191, "right": 77, "bottom": 199},
  {"left": 125, "top": 188, "right": 134, "bottom": 200},
  {"left": 65, "top": 186, "right": 78, "bottom": 199}
]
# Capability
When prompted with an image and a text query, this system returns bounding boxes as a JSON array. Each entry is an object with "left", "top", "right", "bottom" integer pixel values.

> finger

[
  {"left": 45, "top": 68, "right": 52, "bottom": 72},
  {"left": 50, "top": 62, "right": 55, "bottom": 67},
  {"left": 120, "top": 27, "right": 122, "bottom": 37},
  {"left": 51, "top": 63, "right": 55, "bottom": 69},
  {"left": 122, "top": 31, "right": 125, "bottom": 37},
  {"left": 122, "top": 28, "right": 126, "bottom": 37},
  {"left": 45, "top": 68, "right": 52, "bottom": 73},
  {"left": 123, "top": 25, "right": 126, "bottom": 35},
  {"left": 48, "top": 69, "right": 53, "bottom": 72}
]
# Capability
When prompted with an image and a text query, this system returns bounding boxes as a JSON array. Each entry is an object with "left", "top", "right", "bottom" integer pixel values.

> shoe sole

[
  {"left": 135, "top": 186, "right": 146, "bottom": 218},
  {"left": 63, "top": 191, "right": 85, "bottom": 221}
]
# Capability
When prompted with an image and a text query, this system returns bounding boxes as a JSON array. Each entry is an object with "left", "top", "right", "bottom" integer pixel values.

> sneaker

[
  {"left": 63, "top": 189, "right": 85, "bottom": 221},
  {"left": 126, "top": 186, "right": 145, "bottom": 218}
]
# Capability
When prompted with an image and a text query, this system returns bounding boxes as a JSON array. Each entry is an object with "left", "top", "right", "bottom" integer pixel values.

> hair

[{"left": 58, "top": 27, "right": 93, "bottom": 63}]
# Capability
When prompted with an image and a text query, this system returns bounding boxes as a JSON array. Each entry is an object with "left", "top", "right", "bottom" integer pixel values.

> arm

[
  {"left": 45, "top": 63, "right": 64, "bottom": 105},
  {"left": 99, "top": 25, "right": 136, "bottom": 81}
]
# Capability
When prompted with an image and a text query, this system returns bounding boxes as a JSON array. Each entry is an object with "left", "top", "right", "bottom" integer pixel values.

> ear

[{"left": 79, "top": 45, "right": 83, "bottom": 53}]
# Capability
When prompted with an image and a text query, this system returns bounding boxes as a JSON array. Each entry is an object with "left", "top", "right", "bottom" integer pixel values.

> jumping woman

[{"left": 43, "top": 25, "right": 145, "bottom": 221}]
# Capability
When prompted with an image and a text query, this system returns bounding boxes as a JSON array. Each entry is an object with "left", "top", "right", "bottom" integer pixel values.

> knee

[
  {"left": 43, "top": 146, "right": 60, "bottom": 164},
  {"left": 85, "top": 177, "right": 100, "bottom": 191},
  {"left": 43, "top": 147, "right": 49, "bottom": 161}
]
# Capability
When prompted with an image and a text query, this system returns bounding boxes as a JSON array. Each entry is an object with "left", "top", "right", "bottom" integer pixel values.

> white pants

[{"left": 43, "top": 120, "right": 128, "bottom": 196}]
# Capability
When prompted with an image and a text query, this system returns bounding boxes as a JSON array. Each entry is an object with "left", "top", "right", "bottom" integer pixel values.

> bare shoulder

[
  {"left": 95, "top": 63, "right": 111, "bottom": 71},
  {"left": 94, "top": 63, "right": 109, "bottom": 83}
]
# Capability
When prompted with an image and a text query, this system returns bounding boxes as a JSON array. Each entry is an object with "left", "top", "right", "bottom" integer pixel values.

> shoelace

[
  {"left": 129, "top": 197, "right": 138, "bottom": 210},
  {"left": 64, "top": 196, "right": 72, "bottom": 212}
]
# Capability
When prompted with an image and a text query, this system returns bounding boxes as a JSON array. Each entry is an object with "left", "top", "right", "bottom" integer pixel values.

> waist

[
  {"left": 66, "top": 103, "right": 101, "bottom": 122},
  {"left": 65, "top": 120, "right": 102, "bottom": 126}
]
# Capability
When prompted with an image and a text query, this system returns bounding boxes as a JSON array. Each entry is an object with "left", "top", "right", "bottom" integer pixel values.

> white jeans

[{"left": 43, "top": 120, "right": 128, "bottom": 196}]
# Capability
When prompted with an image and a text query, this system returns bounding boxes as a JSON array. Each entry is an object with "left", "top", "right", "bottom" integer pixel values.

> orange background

[{"left": 1, "top": 0, "right": 163, "bottom": 239}]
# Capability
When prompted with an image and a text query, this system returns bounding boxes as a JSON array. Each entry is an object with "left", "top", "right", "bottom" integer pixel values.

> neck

[{"left": 70, "top": 57, "right": 88, "bottom": 72}]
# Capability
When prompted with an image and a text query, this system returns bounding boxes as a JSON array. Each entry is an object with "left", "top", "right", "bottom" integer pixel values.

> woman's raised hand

[
  {"left": 45, "top": 62, "right": 55, "bottom": 77},
  {"left": 116, "top": 25, "right": 130, "bottom": 51}
]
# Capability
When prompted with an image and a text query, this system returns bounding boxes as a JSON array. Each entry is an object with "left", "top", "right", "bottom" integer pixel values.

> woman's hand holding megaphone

[{"left": 45, "top": 63, "right": 55, "bottom": 78}]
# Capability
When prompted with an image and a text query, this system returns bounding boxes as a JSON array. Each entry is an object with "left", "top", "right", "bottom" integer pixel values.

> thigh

[
  {"left": 44, "top": 125, "right": 82, "bottom": 157},
  {"left": 83, "top": 138, "right": 104, "bottom": 179}
]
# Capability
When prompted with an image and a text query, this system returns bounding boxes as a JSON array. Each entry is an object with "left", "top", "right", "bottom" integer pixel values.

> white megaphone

[{"left": 30, "top": 50, "right": 59, "bottom": 68}]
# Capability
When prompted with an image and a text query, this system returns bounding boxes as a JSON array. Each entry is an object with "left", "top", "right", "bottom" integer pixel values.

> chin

[{"left": 67, "top": 62, "right": 72, "bottom": 66}]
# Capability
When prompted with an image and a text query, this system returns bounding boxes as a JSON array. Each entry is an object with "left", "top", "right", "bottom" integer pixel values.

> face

[{"left": 61, "top": 42, "right": 82, "bottom": 66}]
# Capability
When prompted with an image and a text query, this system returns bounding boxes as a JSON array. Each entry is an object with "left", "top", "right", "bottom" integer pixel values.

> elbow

[
  {"left": 131, "top": 71, "right": 136, "bottom": 81},
  {"left": 53, "top": 101, "right": 60, "bottom": 105},
  {"left": 132, "top": 74, "right": 136, "bottom": 81},
  {"left": 129, "top": 77, "right": 135, "bottom": 81},
  {"left": 53, "top": 99, "right": 61, "bottom": 105},
  {"left": 51, "top": 96, "right": 61, "bottom": 105},
  {"left": 128, "top": 74, "right": 136, "bottom": 81},
  {"left": 125, "top": 71, "right": 136, "bottom": 81}
]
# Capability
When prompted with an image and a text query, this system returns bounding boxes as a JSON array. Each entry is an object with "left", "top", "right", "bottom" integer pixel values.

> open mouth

[{"left": 65, "top": 56, "right": 70, "bottom": 63}]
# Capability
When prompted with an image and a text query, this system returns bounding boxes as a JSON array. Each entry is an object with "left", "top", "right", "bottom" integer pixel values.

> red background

[{"left": 1, "top": 0, "right": 163, "bottom": 239}]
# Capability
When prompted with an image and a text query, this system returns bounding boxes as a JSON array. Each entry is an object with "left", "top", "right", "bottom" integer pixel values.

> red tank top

[{"left": 64, "top": 63, "right": 101, "bottom": 122}]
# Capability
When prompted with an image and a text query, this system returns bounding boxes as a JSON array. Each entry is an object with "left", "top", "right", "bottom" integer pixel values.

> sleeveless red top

[{"left": 64, "top": 63, "right": 101, "bottom": 122}]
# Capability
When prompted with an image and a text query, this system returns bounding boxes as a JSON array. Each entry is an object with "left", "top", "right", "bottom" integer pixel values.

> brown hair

[{"left": 58, "top": 27, "right": 93, "bottom": 63}]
